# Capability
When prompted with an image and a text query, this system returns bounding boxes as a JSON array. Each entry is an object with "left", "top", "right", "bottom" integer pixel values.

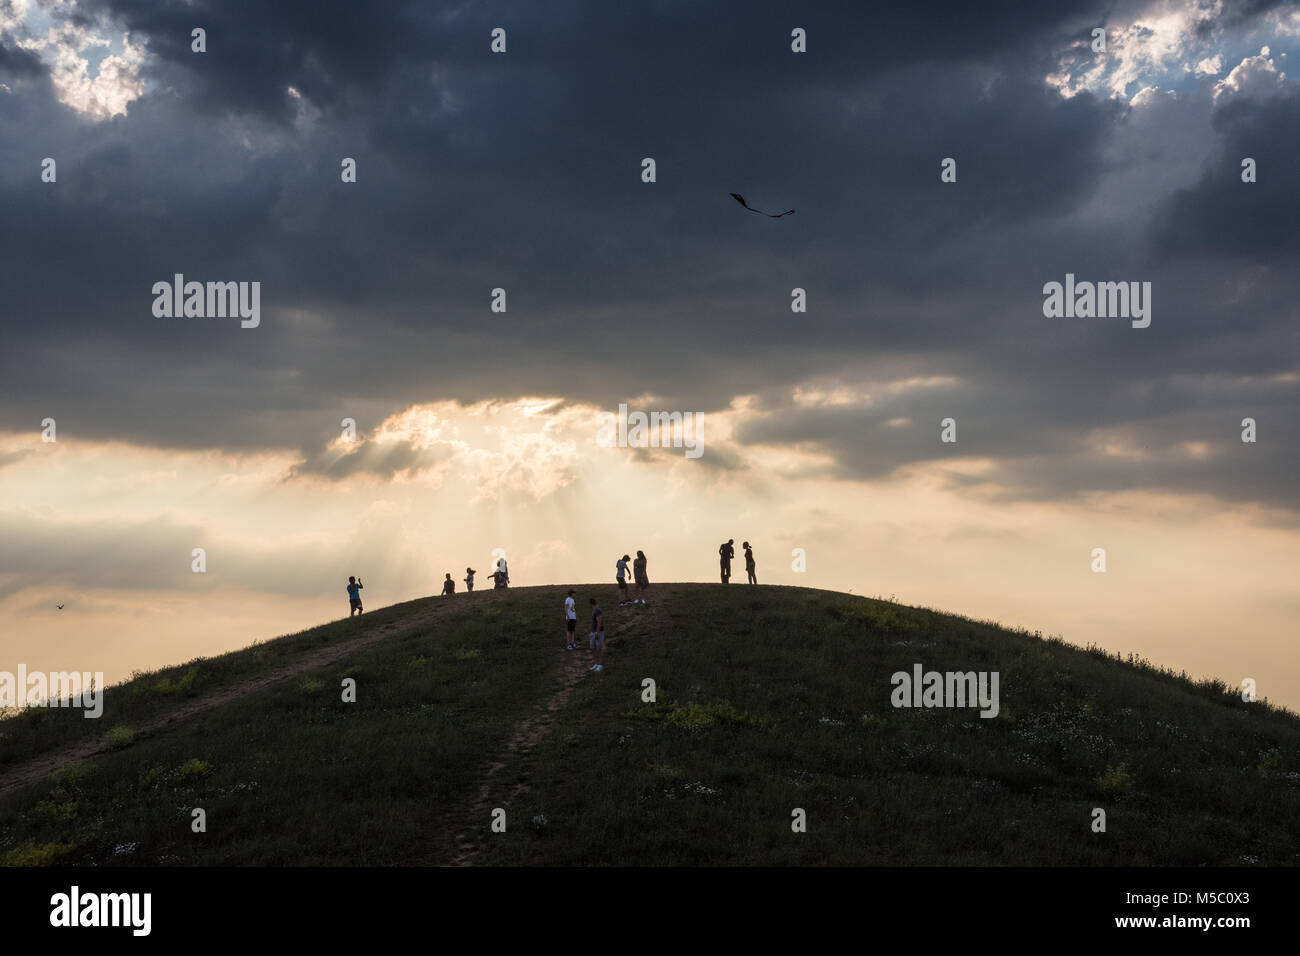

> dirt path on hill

[
  {"left": 443, "top": 600, "right": 666, "bottom": 866},
  {"left": 0, "top": 602, "right": 457, "bottom": 801}
]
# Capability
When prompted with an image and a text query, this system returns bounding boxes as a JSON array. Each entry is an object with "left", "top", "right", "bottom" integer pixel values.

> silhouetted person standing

[
  {"left": 465, "top": 567, "right": 477, "bottom": 592},
  {"left": 719, "top": 539, "right": 734, "bottom": 583},
  {"left": 633, "top": 550, "right": 650, "bottom": 604},
  {"left": 588, "top": 598, "right": 605, "bottom": 672},
  {"left": 743, "top": 542, "right": 756, "bottom": 584},
  {"left": 442, "top": 573, "right": 455, "bottom": 596},
  {"left": 347, "top": 576, "right": 364, "bottom": 616},
  {"left": 616, "top": 554, "right": 631, "bottom": 605},
  {"left": 564, "top": 588, "right": 578, "bottom": 650}
]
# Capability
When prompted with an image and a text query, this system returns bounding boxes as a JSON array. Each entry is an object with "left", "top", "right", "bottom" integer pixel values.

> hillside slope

[{"left": 1, "top": 583, "right": 1297, "bottom": 866}]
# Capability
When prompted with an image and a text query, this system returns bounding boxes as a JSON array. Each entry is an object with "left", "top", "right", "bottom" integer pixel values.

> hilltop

[{"left": 1, "top": 583, "right": 1297, "bottom": 866}]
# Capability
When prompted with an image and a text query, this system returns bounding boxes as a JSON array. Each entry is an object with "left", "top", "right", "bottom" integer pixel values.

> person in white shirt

[
  {"left": 564, "top": 588, "right": 578, "bottom": 650},
  {"left": 616, "top": 554, "right": 631, "bottom": 605}
]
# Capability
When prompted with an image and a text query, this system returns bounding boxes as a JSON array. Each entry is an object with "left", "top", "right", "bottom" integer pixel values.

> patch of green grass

[
  {"left": 51, "top": 760, "right": 94, "bottom": 787},
  {"left": 832, "top": 598, "right": 926, "bottom": 633},
  {"left": 138, "top": 764, "right": 166, "bottom": 791},
  {"left": 104, "top": 725, "right": 135, "bottom": 750},
  {"left": 33, "top": 790, "right": 79, "bottom": 824},
  {"left": 1257, "top": 749, "right": 1284, "bottom": 778},
  {"left": 1096, "top": 763, "right": 1135, "bottom": 794},
  {"left": 178, "top": 758, "right": 213, "bottom": 781},
  {"left": 2, "top": 840, "right": 73, "bottom": 866},
  {"left": 661, "top": 699, "right": 766, "bottom": 731},
  {"left": 860, "top": 713, "right": 887, "bottom": 731},
  {"left": 151, "top": 666, "right": 201, "bottom": 697}
]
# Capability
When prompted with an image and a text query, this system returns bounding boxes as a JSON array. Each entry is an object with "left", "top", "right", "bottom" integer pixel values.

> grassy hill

[{"left": 1, "top": 583, "right": 1297, "bottom": 866}]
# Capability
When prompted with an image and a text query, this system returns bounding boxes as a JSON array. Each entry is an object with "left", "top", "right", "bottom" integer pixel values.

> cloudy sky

[{"left": 1, "top": 0, "right": 1298, "bottom": 707}]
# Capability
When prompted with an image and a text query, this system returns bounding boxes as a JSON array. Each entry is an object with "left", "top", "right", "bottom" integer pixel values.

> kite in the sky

[{"left": 730, "top": 193, "right": 794, "bottom": 218}]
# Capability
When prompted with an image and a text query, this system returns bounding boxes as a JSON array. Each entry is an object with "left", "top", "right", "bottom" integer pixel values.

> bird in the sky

[
  {"left": 730, "top": 193, "right": 794, "bottom": 218},
  {"left": 56, "top": 604, "right": 64, "bottom": 609}
]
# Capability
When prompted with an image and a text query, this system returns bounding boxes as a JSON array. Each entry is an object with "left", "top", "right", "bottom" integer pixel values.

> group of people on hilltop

[
  {"left": 347, "top": 539, "right": 760, "bottom": 638},
  {"left": 441, "top": 558, "right": 509, "bottom": 595},
  {"left": 718, "top": 539, "right": 757, "bottom": 584}
]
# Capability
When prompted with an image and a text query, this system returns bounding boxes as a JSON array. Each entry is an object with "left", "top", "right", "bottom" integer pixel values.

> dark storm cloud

[
  {"left": 0, "top": 37, "right": 42, "bottom": 78},
  {"left": 738, "top": 367, "right": 1300, "bottom": 508},
  {"left": 1147, "top": 86, "right": 1300, "bottom": 259},
  {"left": 81, "top": 0, "right": 1098, "bottom": 123},
  {"left": 77, "top": 0, "right": 438, "bottom": 120},
  {"left": 1, "top": 0, "right": 1296, "bottom": 509}
]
